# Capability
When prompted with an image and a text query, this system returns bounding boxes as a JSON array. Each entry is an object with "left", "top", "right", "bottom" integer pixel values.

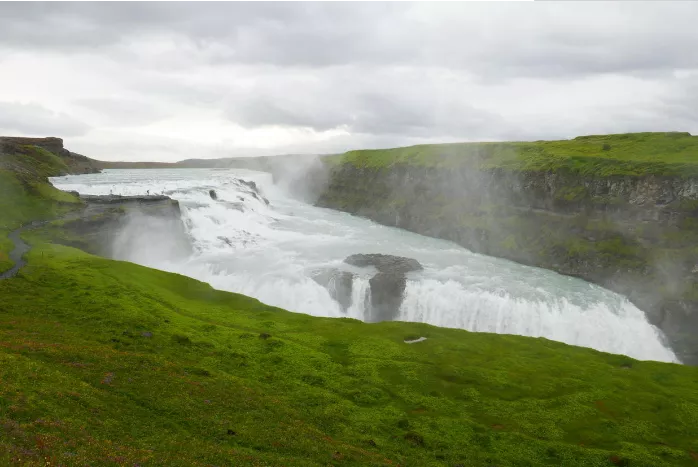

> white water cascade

[{"left": 51, "top": 168, "right": 678, "bottom": 363}]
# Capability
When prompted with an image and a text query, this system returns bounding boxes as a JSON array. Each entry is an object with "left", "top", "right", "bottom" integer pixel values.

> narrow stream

[{"left": 0, "top": 221, "right": 46, "bottom": 280}]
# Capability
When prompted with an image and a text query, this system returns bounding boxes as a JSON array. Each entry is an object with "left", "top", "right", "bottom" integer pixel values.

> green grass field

[
  {"left": 330, "top": 132, "right": 698, "bottom": 177},
  {"left": 2, "top": 141, "right": 698, "bottom": 466}
]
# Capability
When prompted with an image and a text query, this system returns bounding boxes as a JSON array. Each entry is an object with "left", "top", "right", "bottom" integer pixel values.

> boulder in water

[
  {"left": 240, "top": 179, "right": 257, "bottom": 191},
  {"left": 312, "top": 269, "right": 355, "bottom": 312},
  {"left": 344, "top": 253, "right": 422, "bottom": 274},
  {"left": 344, "top": 254, "right": 423, "bottom": 322},
  {"left": 233, "top": 179, "right": 270, "bottom": 206},
  {"left": 312, "top": 254, "right": 422, "bottom": 319}
]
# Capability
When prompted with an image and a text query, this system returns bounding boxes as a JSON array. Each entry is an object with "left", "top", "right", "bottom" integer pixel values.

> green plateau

[{"left": 329, "top": 132, "right": 698, "bottom": 176}]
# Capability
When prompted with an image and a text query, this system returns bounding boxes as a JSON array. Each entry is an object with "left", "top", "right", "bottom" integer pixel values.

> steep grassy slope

[{"left": 2, "top": 140, "right": 698, "bottom": 466}]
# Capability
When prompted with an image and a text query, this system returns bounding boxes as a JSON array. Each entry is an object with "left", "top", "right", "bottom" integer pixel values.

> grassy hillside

[
  {"left": 3, "top": 242, "right": 698, "bottom": 467},
  {"left": 0, "top": 144, "right": 81, "bottom": 270},
  {"left": 2, "top": 142, "right": 698, "bottom": 466},
  {"left": 331, "top": 132, "right": 698, "bottom": 176}
]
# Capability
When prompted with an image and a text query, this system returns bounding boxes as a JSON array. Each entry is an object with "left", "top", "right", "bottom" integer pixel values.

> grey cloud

[
  {"left": 70, "top": 136, "right": 207, "bottom": 163},
  {"left": 616, "top": 76, "right": 698, "bottom": 134},
  {"left": 0, "top": 3, "right": 391, "bottom": 61},
  {"left": 659, "top": 78, "right": 698, "bottom": 124},
  {"left": 133, "top": 78, "right": 225, "bottom": 107},
  {"left": 349, "top": 93, "right": 507, "bottom": 139},
  {"left": 228, "top": 99, "right": 347, "bottom": 132},
  {"left": 2, "top": 3, "right": 698, "bottom": 79},
  {"left": 493, "top": 82, "right": 698, "bottom": 143},
  {"left": 0, "top": 101, "right": 90, "bottom": 137},
  {"left": 77, "top": 132, "right": 463, "bottom": 163},
  {"left": 224, "top": 67, "right": 510, "bottom": 139},
  {"left": 1, "top": 3, "right": 698, "bottom": 162},
  {"left": 73, "top": 98, "right": 170, "bottom": 126}
]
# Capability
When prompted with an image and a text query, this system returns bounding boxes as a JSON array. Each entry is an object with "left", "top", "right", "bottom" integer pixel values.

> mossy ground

[
  {"left": 2, "top": 142, "right": 698, "bottom": 466},
  {"left": 330, "top": 132, "right": 698, "bottom": 177}
]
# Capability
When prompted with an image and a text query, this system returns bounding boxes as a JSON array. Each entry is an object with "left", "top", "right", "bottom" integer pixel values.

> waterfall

[
  {"left": 398, "top": 279, "right": 676, "bottom": 362},
  {"left": 50, "top": 168, "right": 679, "bottom": 363}
]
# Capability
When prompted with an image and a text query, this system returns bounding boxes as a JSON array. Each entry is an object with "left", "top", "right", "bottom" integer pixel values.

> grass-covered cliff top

[
  {"left": 0, "top": 143, "right": 81, "bottom": 271},
  {"left": 2, "top": 142, "right": 698, "bottom": 465},
  {"left": 330, "top": 132, "right": 698, "bottom": 177}
]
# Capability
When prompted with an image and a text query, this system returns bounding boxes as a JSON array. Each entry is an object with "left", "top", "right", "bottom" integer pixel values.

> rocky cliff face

[
  {"left": 58, "top": 194, "right": 190, "bottom": 261},
  {"left": 317, "top": 163, "right": 698, "bottom": 365}
]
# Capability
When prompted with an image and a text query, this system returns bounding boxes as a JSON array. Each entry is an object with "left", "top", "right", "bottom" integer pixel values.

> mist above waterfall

[
  {"left": 110, "top": 210, "right": 192, "bottom": 269},
  {"left": 51, "top": 168, "right": 678, "bottom": 363}
]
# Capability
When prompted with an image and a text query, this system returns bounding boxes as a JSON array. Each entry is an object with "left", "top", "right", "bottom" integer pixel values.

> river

[{"left": 51, "top": 168, "right": 678, "bottom": 363}]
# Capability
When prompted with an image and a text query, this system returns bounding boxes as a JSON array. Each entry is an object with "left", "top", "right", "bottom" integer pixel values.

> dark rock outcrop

[
  {"left": 312, "top": 254, "right": 423, "bottom": 319},
  {"left": 0, "top": 136, "right": 66, "bottom": 156},
  {"left": 344, "top": 254, "right": 423, "bottom": 322},
  {"left": 79, "top": 194, "right": 177, "bottom": 207},
  {"left": 238, "top": 179, "right": 270, "bottom": 205},
  {"left": 344, "top": 253, "right": 423, "bottom": 274},
  {"left": 59, "top": 194, "right": 189, "bottom": 260},
  {"left": 0, "top": 136, "right": 101, "bottom": 175},
  {"left": 312, "top": 269, "right": 355, "bottom": 312}
]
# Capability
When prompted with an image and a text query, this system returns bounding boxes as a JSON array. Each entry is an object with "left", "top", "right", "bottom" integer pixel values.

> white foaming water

[
  {"left": 346, "top": 276, "right": 372, "bottom": 321},
  {"left": 51, "top": 168, "right": 678, "bottom": 363}
]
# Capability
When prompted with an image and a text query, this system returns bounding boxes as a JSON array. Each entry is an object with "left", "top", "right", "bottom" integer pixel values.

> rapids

[{"left": 51, "top": 168, "right": 678, "bottom": 363}]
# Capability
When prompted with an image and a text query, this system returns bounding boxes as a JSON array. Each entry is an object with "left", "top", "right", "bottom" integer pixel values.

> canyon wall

[{"left": 316, "top": 149, "right": 698, "bottom": 365}]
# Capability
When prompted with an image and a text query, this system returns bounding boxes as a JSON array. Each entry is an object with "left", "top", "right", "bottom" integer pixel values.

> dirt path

[{"left": 0, "top": 219, "right": 58, "bottom": 280}]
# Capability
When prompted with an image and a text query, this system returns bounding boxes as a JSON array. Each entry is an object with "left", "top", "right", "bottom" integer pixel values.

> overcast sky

[{"left": 1, "top": 2, "right": 697, "bottom": 162}]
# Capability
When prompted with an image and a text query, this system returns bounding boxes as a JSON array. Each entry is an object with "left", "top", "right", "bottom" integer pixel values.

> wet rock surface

[
  {"left": 79, "top": 194, "right": 175, "bottom": 205},
  {"left": 59, "top": 194, "right": 189, "bottom": 259},
  {"left": 312, "top": 254, "right": 423, "bottom": 320},
  {"left": 311, "top": 269, "right": 355, "bottom": 312},
  {"left": 344, "top": 253, "right": 423, "bottom": 274},
  {"left": 345, "top": 254, "right": 423, "bottom": 322},
  {"left": 237, "top": 179, "right": 270, "bottom": 205},
  {"left": 211, "top": 179, "right": 270, "bottom": 207}
]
